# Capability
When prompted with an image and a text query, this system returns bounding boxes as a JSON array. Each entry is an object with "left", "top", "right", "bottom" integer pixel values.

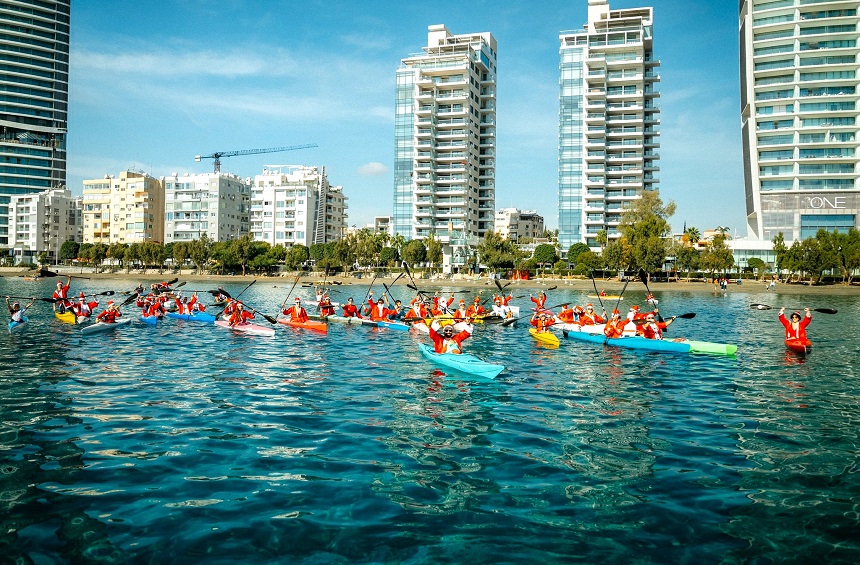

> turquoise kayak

[
  {"left": 376, "top": 320, "right": 410, "bottom": 331},
  {"left": 565, "top": 330, "right": 737, "bottom": 356},
  {"left": 140, "top": 314, "right": 158, "bottom": 325},
  {"left": 8, "top": 315, "right": 28, "bottom": 333},
  {"left": 418, "top": 343, "right": 505, "bottom": 378},
  {"left": 166, "top": 311, "right": 216, "bottom": 323}
]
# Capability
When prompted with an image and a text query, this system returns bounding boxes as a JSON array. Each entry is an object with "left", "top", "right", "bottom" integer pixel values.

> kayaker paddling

[
  {"left": 640, "top": 312, "right": 676, "bottom": 340},
  {"left": 52, "top": 276, "right": 72, "bottom": 313},
  {"left": 228, "top": 302, "right": 255, "bottom": 327},
  {"left": 96, "top": 301, "right": 122, "bottom": 324},
  {"left": 429, "top": 318, "right": 472, "bottom": 354},
  {"left": 779, "top": 308, "right": 811, "bottom": 340},
  {"left": 283, "top": 297, "right": 309, "bottom": 323},
  {"left": 7, "top": 296, "right": 35, "bottom": 323}
]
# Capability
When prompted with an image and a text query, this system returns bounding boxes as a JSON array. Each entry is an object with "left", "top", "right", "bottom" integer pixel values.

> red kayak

[
  {"left": 277, "top": 318, "right": 328, "bottom": 333},
  {"left": 785, "top": 337, "right": 812, "bottom": 354}
]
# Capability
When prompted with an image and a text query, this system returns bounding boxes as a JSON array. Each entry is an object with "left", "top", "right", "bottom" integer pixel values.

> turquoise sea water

[{"left": 1, "top": 277, "right": 859, "bottom": 563}]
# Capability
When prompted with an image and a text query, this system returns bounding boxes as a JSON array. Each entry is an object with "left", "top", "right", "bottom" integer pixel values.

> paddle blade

[
  {"left": 501, "top": 318, "right": 517, "bottom": 327},
  {"left": 494, "top": 279, "right": 504, "bottom": 292},
  {"left": 676, "top": 312, "right": 696, "bottom": 319},
  {"left": 814, "top": 308, "right": 838, "bottom": 314},
  {"left": 263, "top": 314, "right": 278, "bottom": 325},
  {"left": 749, "top": 303, "right": 773, "bottom": 310},
  {"left": 102, "top": 290, "right": 116, "bottom": 296}
]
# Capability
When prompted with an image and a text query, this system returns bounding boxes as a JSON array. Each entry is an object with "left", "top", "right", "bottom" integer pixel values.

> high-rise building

[
  {"left": 163, "top": 172, "right": 249, "bottom": 243},
  {"left": 394, "top": 24, "right": 497, "bottom": 271},
  {"left": 0, "top": 1, "right": 70, "bottom": 248},
  {"left": 558, "top": 0, "right": 660, "bottom": 253},
  {"left": 740, "top": 0, "right": 860, "bottom": 242},
  {"left": 250, "top": 166, "right": 347, "bottom": 247},
  {"left": 8, "top": 187, "right": 80, "bottom": 264},
  {"left": 494, "top": 208, "right": 545, "bottom": 242},
  {"left": 82, "top": 171, "right": 164, "bottom": 244}
]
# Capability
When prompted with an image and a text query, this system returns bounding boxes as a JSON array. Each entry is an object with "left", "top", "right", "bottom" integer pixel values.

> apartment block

[
  {"left": 8, "top": 188, "right": 80, "bottom": 264},
  {"left": 740, "top": 0, "right": 860, "bottom": 242},
  {"left": 163, "top": 172, "right": 249, "bottom": 243},
  {"left": 494, "top": 208, "right": 546, "bottom": 242},
  {"left": 250, "top": 166, "right": 347, "bottom": 247},
  {"left": 558, "top": 0, "right": 661, "bottom": 252},
  {"left": 394, "top": 24, "right": 497, "bottom": 270},
  {"left": 82, "top": 171, "right": 164, "bottom": 244}
]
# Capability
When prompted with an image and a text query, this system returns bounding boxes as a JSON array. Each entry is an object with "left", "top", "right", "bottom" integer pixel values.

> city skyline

[{"left": 68, "top": 0, "right": 745, "bottom": 237}]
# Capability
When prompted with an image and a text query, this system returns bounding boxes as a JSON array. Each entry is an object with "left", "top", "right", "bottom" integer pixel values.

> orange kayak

[
  {"left": 277, "top": 318, "right": 328, "bottom": 333},
  {"left": 785, "top": 337, "right": 811, "bottom": 354}
]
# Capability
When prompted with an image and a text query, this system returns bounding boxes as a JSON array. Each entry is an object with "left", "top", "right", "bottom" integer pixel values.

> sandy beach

[{"left": 3, "top": 267, "right": 859, "bottom": 296}]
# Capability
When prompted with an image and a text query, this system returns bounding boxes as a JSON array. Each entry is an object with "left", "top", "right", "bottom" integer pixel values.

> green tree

[
  {"left": 618, "top": 191, "right": 676, "bottom": 277},
  {"left": 595, "top": 229, "right": 608, "bottom": 251},
  {"left": 189, "top": 234, "right": 212, "bottom": 274},
  {"left": 124, "top": 243, "right": 141, "bottom": 273},
  {"left": 286, "top": 244, "right": 310, "bottom": 270},
  {"left": 699, "top": 234, "right": 734, "bottom": 276},
  {"left": 675, "top": 245, "right": 700, "bottom": 281},
  {"left": 683, "top": 226, "right": 702, "bottom": 248},
  {"left": 477, "top": 230, "right": 521, "bottom": 272},
  {"left": 59, "top": 240, "right": 79, "bottom": 264},
  {"left": 602, "top": 239, "right": 632, "bottom": 278},
  {"left": 575, "top": 250, "right": 602, "bottom": 272},
  {"left": 402, "top": 239, "right": 427, "bottom": 266},
  {"left": 567, "top": 242, "right": 590, "bottom": 261},
  {"left": 772, "top": 232, "right": 787, "bottom": 281},
  {"left": 379, "top": 246, "right": 398, "bottom": 266},
  {"left": 747, "top": 257, "right": 766, "bottom": 278},
  {"left": 309, "top": 243, "right": 326, "bottom": 262},
  {"left": 231, "top": 234, "right": 257, "bottom": 276},
  {"left": 425, "top": 234, "right": 443, "bottom": 272},
  {"left": 173, "top": 242, "right": 189, "bottom": 274},
  {"left": 89, "top": 243, "right": 108, "bottom": 270},
  {"left": 533, "top": 243, "right": 559, "bottom": 271},
  {"left": 835, "top": 228, "right": 860, "bottom": 284}
]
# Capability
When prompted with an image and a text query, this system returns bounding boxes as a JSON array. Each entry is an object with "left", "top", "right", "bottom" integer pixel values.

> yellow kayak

[
  {"left": 588, "top": 295, "right": 623, "bottom": 300},
  {"left": 55, "top": 311, "right": 77, "bottom": 324},
  {"left": 529, "top": 328, "right": 560, "bottom": 347}
]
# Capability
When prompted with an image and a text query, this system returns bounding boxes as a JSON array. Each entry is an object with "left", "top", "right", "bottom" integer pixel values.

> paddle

[
  {"left": 8, "top": 290, "right": 116, "bottom": 304},
  {"left": 749, "top": 303, "right": 838, "bottom": 315},
  {"left": 633, "top": 312, "right": 696, "bottom": 324},
  {"left": 590, "top": 270, "right": 606, "bottom": 313},
  {"left": 279, "top": 275, "right": 301, "bottom": 315},
  {"left": 216, "top": 280, "right": 259, "bottom": 320},
  {"left": 156, "top": 281, "right": 186, "bottom": 294},
  {"left": 315, "top": 268, "right": 330, "bottom": 313},
  {"left": 37, "top": 268, "right": 89, "bottom": 280},
  {"left": 361, "top": 270, "right": 379, "bottom": 314},
  {"left": 501, "top": 302, "right": 569, "bottom": 327},
  {"left": 237, "top": 302, "right": 278, "bottom": 325}
]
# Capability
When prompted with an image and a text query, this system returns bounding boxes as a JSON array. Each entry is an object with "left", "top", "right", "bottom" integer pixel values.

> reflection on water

[{"left": 0, "top": 277, "right": 859, "bottom": 561}]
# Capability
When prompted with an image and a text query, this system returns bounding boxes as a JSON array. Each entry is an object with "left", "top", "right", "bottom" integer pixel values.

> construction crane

[{"left": 194, "top": 143, "right": 318, "bottom": 173}]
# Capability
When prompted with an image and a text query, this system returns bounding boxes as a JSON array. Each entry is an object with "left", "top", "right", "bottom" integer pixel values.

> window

[{"left": 800, "top": 214, "right": 855, "bottom": 239}]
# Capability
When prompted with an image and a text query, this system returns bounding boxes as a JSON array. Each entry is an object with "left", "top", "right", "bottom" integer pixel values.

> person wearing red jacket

[
  {"left": 466, "top": 297, "right": 485, "bottom": 317},
  {"left": 604, "top": 309, "right": 627, "bottom": 338},
  {"left": 640, "top": 312, "right": 676, "bottom": 340},
  {"left": 429, "top": 318, "right": 472, "bottom": 354},
  {"left": 319, "top": 294, "right": 336, "bottom": 316},
  {"left": 531, "top": 311, "right": 555, "bottom": 332},
  {"left": 557, "top": 304, "right": 576, "bottom": 324},
  {"left": 530, "top": 291, "right": 547, "bottom": 309},
  {"left": 52, "top": 276, "right": 72, "bottom": 312},
  {"left": 96, "top": 301, "right": 122, "bottom": 323},
  {"left": 283, "top": 297, "right": 308, "bottom": 322},
  {"left": 72, "top": 293, "right": 97, "bottom": 320},
  {"left": 228, "top": 302, "right": 255, "bottom": 326},
  {"left": 147, "top": 300, "right": 166, "bottom": 319},
  {"left": 579, "top": 303, "right": 605, "bottom": 326},
  {"left": 779, "top": 308, "right": 811, "bottom": 339},
  {"left": 367, "top": 295, "right": 391, "bottom": 322},
  {"left": 452, "top": 299, "right": 469, "bottom": 321},
  {"left": 341, "top": 297, "right": 363, "bottom": 318}
]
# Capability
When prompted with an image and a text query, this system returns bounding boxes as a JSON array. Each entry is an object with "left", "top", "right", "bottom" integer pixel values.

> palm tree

[{"left": 683, "top": 226, "right": 701, "bottom": 248}]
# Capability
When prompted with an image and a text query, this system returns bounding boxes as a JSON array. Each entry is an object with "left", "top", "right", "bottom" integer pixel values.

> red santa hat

[
  {"left": 79, "top": 292, "right": 85, "bottom": 298},
  {"left": 630, "top": 305, "right": 640, "bottom": 311}
]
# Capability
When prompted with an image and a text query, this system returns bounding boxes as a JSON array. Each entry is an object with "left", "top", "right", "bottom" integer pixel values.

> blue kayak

[
  {"left": 8, "top": 315, "right": 28, "bottom": 333},
  {"left": 166, "top": 311, "right": 216, "bottom": 323},
  {"left": 140, "top": 314, "right": 158, "bottom": 325},
  {"left": 418, "top": 343, "right": 505, "bottom": 378},
  {"left": 377, "top": 320, "right": 410, "bottom": 331},
  {"left": 565, "top": 329, "right": 737, "bottom": 356}
]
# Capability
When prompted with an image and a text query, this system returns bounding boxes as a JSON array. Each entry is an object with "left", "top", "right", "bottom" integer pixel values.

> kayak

[
  {"left": 8, "top": 316, "right": 28, "bottom": 333},
  {"left": 785, "top": 337, "right": 812, "bottom": 354},
  {"left": 566, "top": 330, "right": 737, "bottom": 356},
  {"left": 81, "top": 318, "right": 133, "bottom": 335},
  {"left": 376, "top": 320, "right": 410, "bottom": 331},
  {"left": 418, "top": 343, "right": 505, "bottom": 379},
  {"left": 166, "top": 311, "right": 217, "bottom": 323},
  {"left": 215, "top": 320, "right": 275, "bottom": 337},
  {"left": 55, "top": 311, "right": 77, "bottom": 324},
  {"left": 140, "top": 314, "right": 158, "bottom": 325},
  {"left": 277, "top": 318, "right": 328, "bottom": 333},
  {"left": 310, "top": 314, "right": 370, "bottom": 326},
  {"left": 588, "top": 295, "right": 623, "bottom": 300},
  {"left": 529, "top": 327, "right": 560, "bottom": 347},
  {"left": 475, "top": 314, "right": 505, "bottom": 324}
]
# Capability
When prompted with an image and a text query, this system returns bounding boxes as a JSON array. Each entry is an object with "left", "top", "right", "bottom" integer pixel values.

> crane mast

[{"left": 194, "top": 143, "right": 318, "bottom": 173}]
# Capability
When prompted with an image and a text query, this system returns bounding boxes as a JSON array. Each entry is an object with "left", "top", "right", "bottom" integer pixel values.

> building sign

[{"left": 802, "top": 196, "right": 846, "bottom": 210}]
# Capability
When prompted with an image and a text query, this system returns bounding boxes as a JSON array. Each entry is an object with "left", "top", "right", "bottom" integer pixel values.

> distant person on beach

[{"left": 779, "top": 308, "right": 811, "bottom": 340}]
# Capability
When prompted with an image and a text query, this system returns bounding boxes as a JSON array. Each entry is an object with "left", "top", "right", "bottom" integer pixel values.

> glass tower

[
  {"left": 393, "top": 24, "right": 497, "bottom": 268},
  {"left": 0, "top": 0, "right": 69, "bottom": 247},
  {"left": 558, "top": 0, "right": 660, "bottom": 253},
  {"left": 740, "top": 0, "right": 860, "bottom": 242}
]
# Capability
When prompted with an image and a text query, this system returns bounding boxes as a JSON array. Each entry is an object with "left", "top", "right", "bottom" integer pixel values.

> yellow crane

[{"left": 194, "top": 143, "right": 318, "bottom": 173}]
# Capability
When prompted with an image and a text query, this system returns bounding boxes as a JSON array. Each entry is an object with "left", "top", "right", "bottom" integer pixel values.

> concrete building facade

[
  {"left": 82, "top": 171, "right": 164, "bottom": 245},
  {"left": 393, "top": 24, "right": 497, "bottom": 271},
  {"left": 558, "top": 0, "right": 661, "bottom": 253},
  {"left": 740, "top": 0, "right": 860, "bottom": 243},
  {"left": 494, "top": 208, "right": 545, "bottom": 242},
  {"left": 0, "top": 1, "right": 70, "bottom": 247},
  {"left": 8, "top": 187, "right": 80, "bottom": 264},
  {"left": 163, "top": 172, "right": 249, "bottom": 243}
]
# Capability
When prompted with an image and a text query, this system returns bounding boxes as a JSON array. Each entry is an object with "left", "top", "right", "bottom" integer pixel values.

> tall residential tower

[
  {"left": 0, "top": 0, "right": 70, "bottom": 247},
  {"left": 394, "top": 24, "right": 497, "bottom": 271},
  {"left": 740, "top": 0, "right": 860, "bottom": 242},
  {"left": 558, "top": 0, "right": 660, "bottom": 253}
]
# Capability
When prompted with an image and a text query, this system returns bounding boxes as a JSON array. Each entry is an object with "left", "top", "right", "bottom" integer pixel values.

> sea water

[{"left": 1, "top": 277, "right": 858, "bottom": 563}]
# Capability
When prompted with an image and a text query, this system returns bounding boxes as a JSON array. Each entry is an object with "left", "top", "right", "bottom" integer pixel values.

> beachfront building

[
  {"left": 393, "top": 24, "right": 497, "bottom": 272},
  {"left": 740, "top": 0, "right": 860, "bottom": 244},
  {"left": 163, "top": 172, "right": 249, "bottom": 243},
  {"left": 250, "top": 165, "right": 347, "bottom": 247},
  {"left": 494, "top": 208, "right": 545, "bottom": 242},
  {"left": 0, "top": 1, "right": 70, "bottom": 247},
  {"left": 370, "top": 216, "right": 393, "bottom": 236},
  {"left": 7, "top": 187, "right": 80, "bottom": 264},
  {"left": 82, "top": 171, "right": 164, "bottom": 245},
  {"left": 558, "top": 0, "right": 661, "bottom": 253}
]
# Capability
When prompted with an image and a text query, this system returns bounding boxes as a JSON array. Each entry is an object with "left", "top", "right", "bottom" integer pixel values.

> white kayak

[
  {"left": 81, "top": 318, "right": 132, "bottom": 335},
  {"left": 215, "top": 320, "right": 275, "bottom": 337}
]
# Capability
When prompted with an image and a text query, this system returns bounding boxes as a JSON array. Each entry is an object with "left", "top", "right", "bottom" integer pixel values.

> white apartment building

[
  {"left": 8, "top": 188, "right": 81, "bottom": 264},
  {"left": 163, "top": 172, "right": 249, "bottom": 243},
  {"left": 558, "top": 0, "right": 661, "bottom": 253},
  {"left": 250, "top": 166, "right": 347, "bottom": 247},
  {"left": 494, "top": 208, "right": 546, "bottom": 242},
  {"left": 82, "top": 171, "right": 164, "bottom": 244},
  {"left": 740, "top": 0, "right": 860, "bottom": 243},
  {"left": 393, "top": 24, "right": 497, "bottom": 271}
]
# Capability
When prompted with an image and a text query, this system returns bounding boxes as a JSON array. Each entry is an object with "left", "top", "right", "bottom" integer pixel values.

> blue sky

[{"left": 68, "top": 0, "right": 746, "bottom": 237}]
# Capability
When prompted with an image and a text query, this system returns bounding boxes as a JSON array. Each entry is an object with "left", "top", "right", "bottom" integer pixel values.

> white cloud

[{"left": 357, "top": 162, "right": 388, "bottom": 176}]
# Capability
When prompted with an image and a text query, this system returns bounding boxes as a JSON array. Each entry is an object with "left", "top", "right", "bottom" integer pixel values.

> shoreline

[{"left": 3, "top": 268, "right": 859, "bottom": 296}]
